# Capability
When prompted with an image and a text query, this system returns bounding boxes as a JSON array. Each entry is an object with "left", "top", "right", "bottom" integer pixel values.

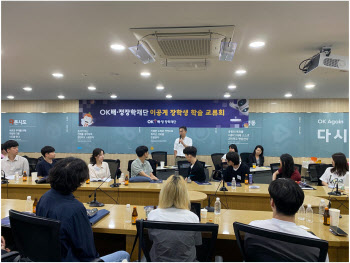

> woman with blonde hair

[{"left": 147, "top": 175, "right": 201, "bottom": 261}]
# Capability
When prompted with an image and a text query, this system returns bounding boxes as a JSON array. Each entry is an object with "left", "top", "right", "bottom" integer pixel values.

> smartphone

[{"left": 330, "top": 226, "right": 348, "bottom": 236}]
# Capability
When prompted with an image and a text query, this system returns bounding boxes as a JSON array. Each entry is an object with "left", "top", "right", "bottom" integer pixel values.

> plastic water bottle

[
  {"left": 25, "top": 196, "right": 32, "bottom": 213},
  {"left": 297, "top": 205, "right": 305, "bottom": 221},
  {"left": 125, "top": 204, "right": 131, "bottom": 223},
  {"left": 214, "top": 197, "right": 221, "bottom": 215},
  {"left": 231, "top": 178, "right": 236, "bottom": 190},
  {"left": 306, "top": 204, "right": 313, "bottom": 223},
  {"left": 319, "top": 199, "right": 326, "bottom": 223}
]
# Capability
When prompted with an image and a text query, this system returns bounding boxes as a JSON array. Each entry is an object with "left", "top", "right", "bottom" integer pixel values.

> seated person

[
  {"left": 1, "top": 144, "right": 7, "bottom": 159},
  {"left": 148, "top": 175, "right": 201, "bottom": 261},
  {"left": 320, "top": 152, "right": 349, "bottom": 188},
  {"left": 248, "top": 178, "right": 328, "bottom": 262},
  {"left": 36, "top": 146, "right": 57, "bottom": 177},
  {"left": 1, "top": 140, "right": 29, "bottom": 176},
  {"left": 223, "top": 152, "right": 250, "bottom": 183},
  {"left": 272, "top": 153, "right": 301, "bottom": 181},
  {"left": 221, "top": 144, "right": 238, "bottom": 163},
  {"left": 131, "top": 146, "right": 158, "bottom": 180},
  {"left": 88, "top": 148, "right": 111, "bottom": 181},
  {"left": 248, "top": 145, "right": 264, "bottom": 167},
  {"left": 183, "top": 146, "right": 206, "bottom": 182},
  {"left": 36, "top": 157, "right": 130, "bottom": 262}
]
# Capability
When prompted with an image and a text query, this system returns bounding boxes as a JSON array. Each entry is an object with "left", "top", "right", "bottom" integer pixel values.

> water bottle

[
  {"left": 306, "top": 204, "right": 313, "bottom": 223},
  {"left": 214, "top": 197, "right": 221, "bottom": 215},
  {"left": 319, "top": 199, "right": 326, "bottom": 223},
  {"left": 231, "top": 178, "right": 236, "bottom": 190},
  {"left": 25, "top": 196, "right": 32, "bottom": 213},
  {"left": 125, "top": 204, "right": 131, "bottom": 223},
  {"left": 297, "top": 205, "right": 305, "bottom": 221}
]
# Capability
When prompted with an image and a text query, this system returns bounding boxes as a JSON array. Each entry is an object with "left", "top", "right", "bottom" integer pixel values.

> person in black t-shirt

[
  {"left": 183, "top": 146, "right": 206, "bottom": 182},
  {"left": 223, "top": 152, "right": 250, "bottom": 183},
  {"left": 36, "top": 146, "right": 57, "bottom": 177}
]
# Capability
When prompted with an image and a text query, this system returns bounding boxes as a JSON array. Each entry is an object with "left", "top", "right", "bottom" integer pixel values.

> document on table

[{"left": 91, "top": 178, "right": 112, "bottom": 182}]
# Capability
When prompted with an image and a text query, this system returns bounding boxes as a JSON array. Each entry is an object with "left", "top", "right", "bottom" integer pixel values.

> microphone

[
  {"left": 88, "top": 172, "right": 119, "bottom": 207},
  {"left": 35, "top": 177, "right": 48, "bottom": 184},
  {"left": 220, "top": 165, "right": 228, "bottom": 192},
  {"left": 110, "top": 159, "right": 121, "bottom": 188},
  {"left": 206, "top": 167, "right": 227, "bottom": 212},
  {"left": 1, "top": 170, "right": 8, "bottom": 184},
  {"left": 328, "top": 178, "right": 341, "bottom": 196}
]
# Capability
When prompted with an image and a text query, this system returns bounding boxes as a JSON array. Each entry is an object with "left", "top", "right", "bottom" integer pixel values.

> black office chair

[
  {"left": 136, "top": 219, "right": 220, "bottom": 262},
  {"left": 104, "top": 159, "right": 120, "bottom": 178},
  {"left": 177, "top": 160, "right": 191, "bottom": 178},
  {"left": 233, "top": 221, "right": 328, "bottom": 262},
  {"left": 240, "top": 153, "right": 250, "bottom": 165},
  {"left": 128, "top": 160, "right": 135, "bottom": 176},
  {"left": 308, "top": 163, "right": 320, "bottom": 182},
  {"left": 55, "top": 158, "right": 64, "bottom": 162},
  {"left": 9, "top": 209, "right": 62, "bottom": 262},
  {"left": 316, "top": 164, "right": 333, "bottom": 186},
  {"left": 151, "top": 151, "right": 167, "bottom": 166},
  {"left": 22, "top": 156, "right": 38, "bottom": 175},
  {"left": 294, "top": 164, "right": 302, "bottom": 175},
  {"left": 210, "top": 153, "right": 224, "bottom": 180},
  {"left": 270, "top": 163, "right": 280, "bottom": 175},
  {"left": 147, "top": 159, "right": 158, "bottom": 177}
]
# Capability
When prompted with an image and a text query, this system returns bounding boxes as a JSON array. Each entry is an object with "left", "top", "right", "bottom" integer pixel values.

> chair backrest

[
  {"left": 22, "top": 156, "right": 38, "bottom": 175},
  {"left": 270, "top": 163, "right": 280, "bottom": 175},
  {"left": 104, "top": 159, "right": 119, "bottom": 179},
  {"left": 147, "top": 159, "right": 158, "bottom": 176},
  {"left": 151, "top": 151, "right": 167, "bottom": 166},
  {"left": 136, "top": 219, "right": 218, "bottom": 262},
  {"left": 211, "top": 153, "right": 224, "bottom": 171},
  {"left": 316, "top": 164, "right": 333, "bottom": 186},
  {"left": 240, "top": 152, "right": 250, "bottom": 165},
  {"left": 9, "top": 209, "right": 62, "bottom": 262},
  {"left": 127, "top": 160, "right": 134, "bottom": 175},
  {"left": 308, "top": 163, "right": 320, "bottom": 182},
  {"left": 233, "top": 221, "right": 328, "bottom": 262},
  {"left": 177, "top": 160, "right": 191, "bottom": 177},
  {"left": 294, "top": 164, "right": 302, "bottom": 174}
]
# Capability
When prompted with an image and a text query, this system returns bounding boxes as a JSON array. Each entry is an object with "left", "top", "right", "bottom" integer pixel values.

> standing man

[
  {"left": 1, "top": 140, "right": 29, "bottom": 176},
  {"left": 36, "top": 146, "right": 57, "bottom": 178},
  {"left": 174, "top": 126, "right": 192, "bottom": 165}
]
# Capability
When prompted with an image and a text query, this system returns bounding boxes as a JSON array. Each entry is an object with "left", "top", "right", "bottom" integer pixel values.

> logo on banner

[
  {"left": 81, "top": 113, "right": 94, "bottom": 127},
  {"left": 9, "top": 119, "right": 27, "bottom": 125}
]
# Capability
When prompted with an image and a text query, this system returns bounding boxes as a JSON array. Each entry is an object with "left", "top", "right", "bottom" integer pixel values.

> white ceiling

[{"left": 2, "top": 1, "right": 349, "bottom": 100}]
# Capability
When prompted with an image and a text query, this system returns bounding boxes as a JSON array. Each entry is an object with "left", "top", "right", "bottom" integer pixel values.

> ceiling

[{"left": 2, "top": 1, "right": 349, "bottom": 100}]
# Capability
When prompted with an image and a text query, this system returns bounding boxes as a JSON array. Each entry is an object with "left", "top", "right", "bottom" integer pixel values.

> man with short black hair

[
  {"left": 184, "top": 146, "right": 206, "bottom": 182},
  {"left": 221, "top": 144, "right": 238, "bottom": 162},
  {"left": 131, "top": 146, "right": 158, "bottom": 180},
  {"left": 223, "top": 152, "right": 249, "bottom": 183},
  {"left": 174, "top": 126, "right": 192, "bottom": 165},
  {"left": 1, "top": 140, "right": 29, "bottom": 176},
  {"left": 36, "top": 146, "right": 57, "bottom": 177}
]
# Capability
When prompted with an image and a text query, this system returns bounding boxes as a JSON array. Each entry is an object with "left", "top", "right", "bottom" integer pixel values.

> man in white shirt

[
  {"left": 174, "top": 126, "right": 192, "bottom": 165},
  {"left": 248, "top": 178, "right": 329, "bottom": 261},
  {"left": 1, "top": 140, "right": 30, "bottom": 176}
]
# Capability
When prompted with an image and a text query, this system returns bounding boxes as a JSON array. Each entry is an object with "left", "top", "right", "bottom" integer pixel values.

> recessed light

[
  {"left": 27, "top": 112, "right": 31, "bottom": 113},
  {"left": 284, "top": 93, "right": 292, "bottom": 98},
  {"left": 140, "top": 72, "right": 151, "bottom": 77},
  {"left": 110, "top": 94, "right": 117, "bottom": 99},
  {"left": 166, "top": 94, "right": 172, "bottom": 99},
  {"left": 271, "top": 102, "right": 277, "bottom": 105},
  {"left": 23, "top": 87, "right": 32, "bottom": 91},
  {"left": 41, "top": 112, "right": 47, "bottom": 114},
  {"left": 224, "top": 93, "right": 231, "bottom": 98},
  {"left": 52, "top": 73, "right": 64, "bottom": 78},
  {"left": 305, "top": 84, "right": 315, "bottom": 89},
  {"left": 235, "top": 69, "right": 247, "bottom": 75},
  {"left": 156, "top": 85, "right": 164, "bottom": 90},
  {"left": 58, "top": 95, "right": 65, "bottom": 99},
  {"left": 110, "top": 44, "right": 125, "bottom": 51},
  {"left": 228, "top": 85, "right": 237, "bottom": 90},
  {"left": 249, "top": 41, "right": 265, "bottom": 48},
  {"left": 7, "top": 95, "right": 14, "bottom": 99},
  {"left": 88, "top": 86, "right": 96, "bottom": 91}
]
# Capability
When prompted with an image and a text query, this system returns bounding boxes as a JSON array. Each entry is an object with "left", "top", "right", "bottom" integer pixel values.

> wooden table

[
  {"left": 2, "top": 179, "right": 348, "bottom": 214},
  {"left": 2, "top": 199, "right": 348, "bottom": 262}
]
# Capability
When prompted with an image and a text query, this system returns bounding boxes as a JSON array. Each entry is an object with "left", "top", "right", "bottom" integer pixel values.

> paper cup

[
  {"left": 329, "top": 208, "right": 340, "bottom": 227},
  {"left": 201, "top": 208, "right": 207, "bottom": 219},
  {"left": 160, "top": 161, "right": 165, "bottom": 168},
  {"left": 31, "top": 172, "right": 38, "bottom": 181}
]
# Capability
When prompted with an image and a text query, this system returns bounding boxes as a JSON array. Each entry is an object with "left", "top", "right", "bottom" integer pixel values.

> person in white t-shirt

[
  {"left": 320, "top": 152, "right": 349, "bottom": 189},
  {"left": 88, "top": 148, "right": 111, "bottom": 181},
  {"left": 174, "top": 126, "right": 192, "bottom": 165},
  {"left": 147, "top": 175, "right": 201, "bottom": 261},
  {"left": 249, "top": 178, "right": 329, "bottom": 262}
]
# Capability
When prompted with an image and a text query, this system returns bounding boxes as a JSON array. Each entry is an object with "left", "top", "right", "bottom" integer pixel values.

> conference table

[
  {"left": 2, "top": 179, "right": 348, "bottom": 214},
  {"left": 1, "top": 199, "right": 348, "bottom": 262}
]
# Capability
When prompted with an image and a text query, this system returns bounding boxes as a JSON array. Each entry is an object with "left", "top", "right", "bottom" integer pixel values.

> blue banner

[{"left": 79, "top": 100, "right": 249, "bottom": 128}]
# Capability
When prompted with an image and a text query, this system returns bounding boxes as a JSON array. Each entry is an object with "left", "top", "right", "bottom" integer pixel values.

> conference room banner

[{"left": 79, "top": 100, "right": 249, "bottom": 128}]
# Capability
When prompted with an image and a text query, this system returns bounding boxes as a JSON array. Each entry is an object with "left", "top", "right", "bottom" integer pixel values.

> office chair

[
  {"left": 136, "top": 219, "right": 221, "bottom": 262},
  {"left": 151, "top": 151, "right": 167, "bottom": 166},
  {"left": 210, "top": 153, "right": 224, "bottom": 180},
  {"left": 177, "top": 160, "right": 191, "bottom": 178},
  {"left": 104, "top": 159, "right": 120, "bottom": 178},
  {"left": 294, "top": 164, "right": 302, "bottom": 175},
  {"left": 22, "top": 156, "right": 38, "bottom": 175},
  {"left": 128, "top": 160, "right": 135, "bottom": 176},
  {"left": 240, "top": 153, "right": 250, "bottom": 165},
  {"left": 270, "top": 163, "right": 280, "bottom": 175},
  {"left": 308, "top": 164, "right": 320, "bottom": 182},
  {"left": 316, "top": 164, "right": 333, "bottom": 186},
  {"left": 233, "top": 221, "right": 328, "bottom": 262},
  {"left": 147, "top": 159, "right": 158, "bottom": 177}
]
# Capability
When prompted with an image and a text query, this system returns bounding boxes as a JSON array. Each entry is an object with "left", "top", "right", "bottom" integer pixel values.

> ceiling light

[
  {"left": 129, "top": 43, "right": 155, "bottom": 64},
  {"left": 224, "top": 93, "right": 231, "bottom": 98},
  {"left": 140, "top": 72, "right": 151, "bottom": 77},
  {"left": 41, "top": 112, "right": 47, "bottom": 114},
  {"left": 284, "top": 93, "right": 292, "bottom": 98},
  {"left": 305, "top": 84, "right": 316, "bottom": 89},
  {"left": 52, "top": 73, "right": 64, "bottom": 78},
  {"left": 166, "top": 94, "right": 172, "bottom": 99},
  {"left": 110, "top": 94, "right": 117, "bottom": 99},
  {"left": 57, "top": 95, "right": 65, "bottom": 99},
  {"left": 271, "top": 102, "right": 277, "bottom": 105},
  {"left": 110, "top": 44, "right": 125, "bottom": 51},
  {"left": 88, "top": 86, "right": 96, "bottom": 91},
  {"left": 235, "top": 69, "right": 247, "bottom": 75},
  {"left": 7, "top": 95, "right": 14, "bottom": 99},
  {"left": 156, "top": 85, "right": 164, "bottom": 90},
  {"left": 23, "top": 87, "right": 32, "bottom": 91},
  {"left": 228, "top": 85, "right": 237, "bottom": 90},
  {"left": 249, "top": 41, "right": 265, "bottom": 48}
]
